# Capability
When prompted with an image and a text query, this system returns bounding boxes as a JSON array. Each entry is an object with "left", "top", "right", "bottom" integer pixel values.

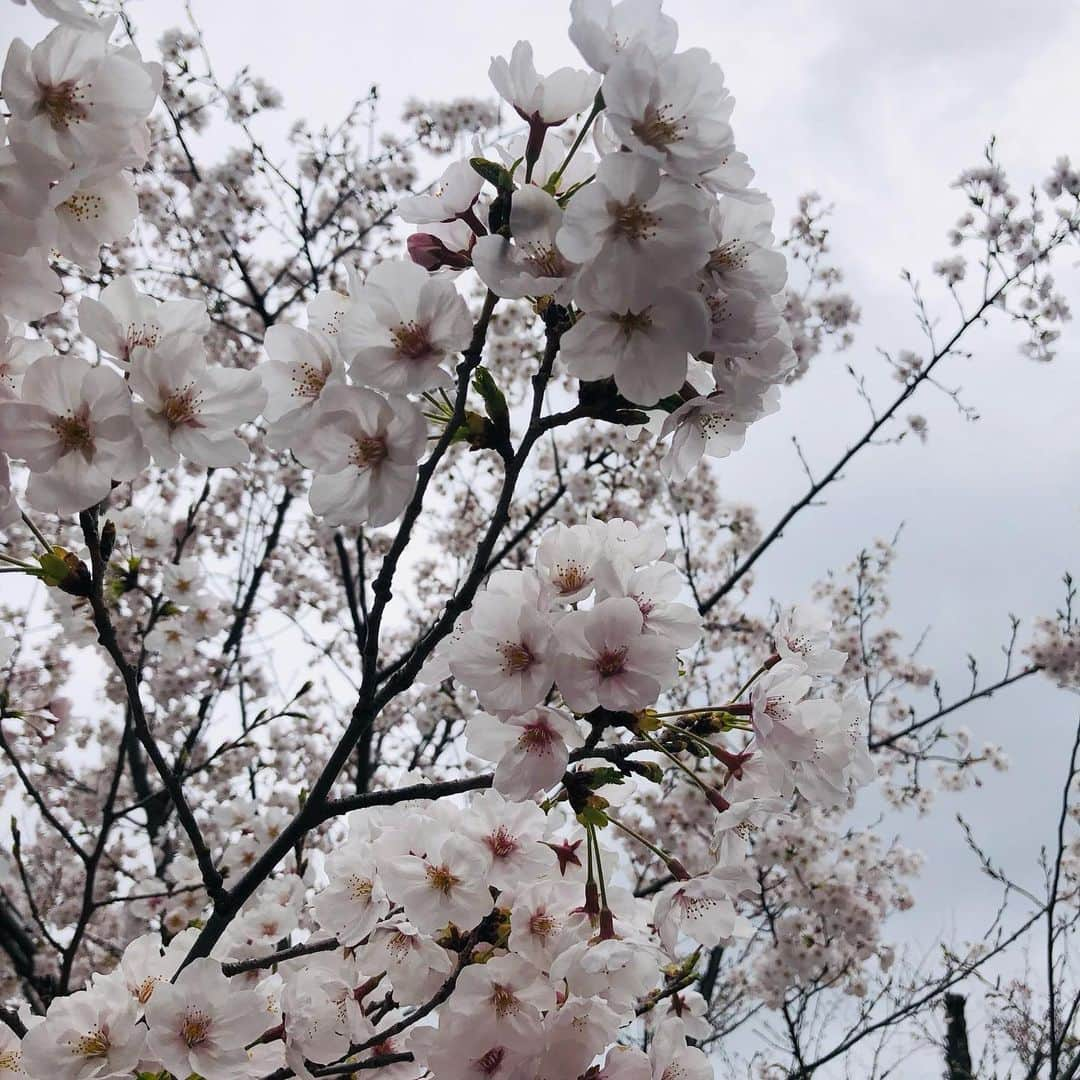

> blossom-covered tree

[{"left": 0, "top": 1, "right": 1078, "bottom": 1078}]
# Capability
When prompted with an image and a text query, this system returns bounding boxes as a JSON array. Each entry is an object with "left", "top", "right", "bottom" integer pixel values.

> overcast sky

[{"left": 8, "top": 0, "right": 1080, "bottom": 1073}]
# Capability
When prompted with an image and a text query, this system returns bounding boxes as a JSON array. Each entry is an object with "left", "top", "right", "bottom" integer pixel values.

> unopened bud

[
  {"left": 665, "top": 856, "right": 692, "bottom": 881},
  {"left": 407, "top": 232, "right": 472, "bottom": 271},
  {"left": 704, "top": 787, "right": 731, "bottom": 813}
]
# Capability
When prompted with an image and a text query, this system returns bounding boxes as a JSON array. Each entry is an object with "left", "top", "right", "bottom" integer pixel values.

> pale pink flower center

[
  {"left": 160, "top": 384, "right": 204, "bottom": 429},
  {"left": 125, "top": 322, "right": 161, "bottom": 354},
  {"left": 595, "top": 645, "right": 629, "bottom": 677},
  {"left": 612, "top": 196, "right": 658, "bottom": 240},
  {"left": 613, "top": 308, "right": 653, "bottom": 337},
  {"left": 529, "top": 910, "right": 557, "bottom": 938},
  {"left": 391, "top": 320, "right": 432, "bottom": 360},
  {"left": 522, "top": 241, "right": 566, "bottom": 277},
  {"left": 498, "top": 640, "right": 535, "bottom": 674},
  {"left": 517, "top": 722, "right": 555, "bottom": 753},
  {"left": 386, "top": 931, "right": 412, "bottom": 960},
  {"left": 74, "top": 1027, "right": 111, "bottom": 1057},
  {"left": 490, "top": 984, "right": 520, "bottom": 1018},
  {"left": 51, "top": 408, "right": 95, "bottom": 457},
  {"left": 292, "top": 360, "right": 328, "bottom": 400},
  {"left": 348, "top": 874, "right": 374, "bottom": 901},
  {"left": 553, "top": 560, "right": 589, "bottom": 595},
  {"left": 632, "top": 103, "right": 686, "bottom": 149},
  {"left": 42, "top": 80, "right": 88, "bottom": 128},
  {"left": 424, "top": 862, "right": 460, "bottom": 895},
  {"left": 61, "top": 191, "right": 104, "bottom": 223},
  {"left": 351, "top": 435, "right": 388, "bottom": 468},
  {"left": 181, "top": 1008, "right": 212, "bottom": 1047},
  {"left": 485, "top": 826, "right": 519, "bottom": 858},
  {"left": 708, "top": 240, "right": 749, "bottom": 275}
]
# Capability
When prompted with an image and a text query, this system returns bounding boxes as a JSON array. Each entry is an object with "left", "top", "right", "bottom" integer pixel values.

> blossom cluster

[
  {"left": 0, "top": 0, "right": 798, "bottom": 528},
  {"left": 4, "top": 0, "right": 1078, "bottom": 1077},
  {"left": 3, "top": 512, "right": 875, "bottom": 1080},
  {"left": 403, "top": 0, "right": 795, "bottom": 483}
]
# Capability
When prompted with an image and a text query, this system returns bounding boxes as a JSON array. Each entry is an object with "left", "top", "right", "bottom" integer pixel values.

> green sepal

[
  {"left": 472, "top": 366, "right": 510, "bottom": 437},
  {"left": 469, "top": 156, "right": 516, "bottom": 193},
  {"left": 576, "top": 804, "right": 609, "bottom": 829}
]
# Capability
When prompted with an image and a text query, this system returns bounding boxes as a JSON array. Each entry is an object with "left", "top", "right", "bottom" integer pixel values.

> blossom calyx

[
  {"left": 471, "top": 365, "right": 511, "bottom": 446},
  {"left": 33, "top": 546, "right": 92, "bottom": 596}
]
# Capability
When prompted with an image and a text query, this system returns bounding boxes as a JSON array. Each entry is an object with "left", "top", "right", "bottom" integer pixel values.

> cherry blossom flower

[
  {"left": 602, "top": 44, "right": 734, "bottom": 181},
  {"left": 788, "top": 690, "right": 876, "bottom": 806},
  {"left": 659, "top": 377, "right": 778, "bottom": 483},
  {"left": 461, "top": 789, "right": 550, "bottom": 890},
  {"left": 2, "top": 25, "right": 157, "bottom": 169},
  {"left": 488, "top": 42, "right": 598, "bottom": 150},
  {"left": 258, "top": 325, "right": 345, "bottom": 453},
  {"left": 49, "top": 169, "right": 138, "bottom": 270},
  {"left": 535, "top": 521, "right": 602, "bottom": 603},
  {"left": 749, "top": 660, "right": 818, "bottom": 763},
  {"left": 559, "top": 263, "right": 707, "bottom": 405},
  {"left": 130, "top": 338, "right": 266, "bottom": 469},
  {"left": 554, "top": 596, "right": 679, "bottom": 713},
  {"left": 397, "top": 157, "right": 484, "bottom": 225},
  {"left": 535, "top": 994, "right": 622, "bottom": 1079},
  {"left": 0, "top": 117, "right": 61, "bottom": 254},
  {"left": 709, "top": 796, "right": 787, "bottom": 866},
  {"left": 410, "top": 1013, "right": 531, "bottom": 1080},
  {"left": 702, "top": 197, "right": 787, "bottom": 297},
  {"left": 557, "top": 153, "right": 714, "bottom": 285},
  {"left": 339, "top": 259, "right": 473, "bottom": 393},
  {"left": 78, "top": 276, "right": 210, "bottom": 368},
  {"left": 472, "top": 185, "right": 578, "bottom": 302},
  {"left": 0, "top": 1024, "right": 22, "bottom": 1080},
  {"left": 449, "top": 953, "right": 555, "bottom": 1052},
  {"left": 653, "top": 865, "right": 753, "bottom": 951},
  {"left": 776, "top": 603, "right": 848, "bottom": 676},
  {"left": 466, "top": 707, "right": 584, "bottom": 801},
  {"left": 647, "top": 1018, "right": 713, "bottom": 1080},
  {"left": 375, "top": 825, "right": 493, "bottom": 933},
  {"left": 596, "top": 1044, "right": 653, "bottom": 1079},
  {"left": 12, "top": 0, "right": 102, "bottom": 27},
  {"left": 0, "top": 352, "right": 146, "bottom": 515},
  {"left": 360, "top": 916, "right": 455, "bottom": 1006},
  {"left": 595, "top": 557, "right": 703, "bottom": 647},
  {"left": 568, "top": 0, "right": 678, "bottom": 73},
  {"left": 702, "top": 285, "right": 783, "bottom": 358},
  {"left": 591, "top": 516, "right": 667, "bottom": 569},
  {"left": 144, "top": 957, "right": 268, "bottom": 1080},
  {"left": 312, "top": 842, "right": 390, "bottom": 946},
  {"left": 447, "top": 588, "right": 557, "bottom": 715},
  {"left": 507, "top": 880, "right": 582, "bottom": 970},
  {"left": 92, "top": 929, "right": 198, "bottom": 1017},
  {"left": 549, "top": 936, "right": 660, "bottom": 1015},
  {"left": 299, "top": 387, "right": 427, "bottom": 527},
  {"left": 281, "top": 959, "right": 371, "bottom": 1071},
  {"left": 21, "top": 982, "right": 146, "bottom": 1080}
]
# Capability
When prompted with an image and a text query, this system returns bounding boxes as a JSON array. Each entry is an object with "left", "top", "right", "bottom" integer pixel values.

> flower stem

[
  {"left": 549, "top": 92, "right": 604, "bottom": 191},
  {"left": 20, "top": 511, "right": 51, "bottom": 554}
]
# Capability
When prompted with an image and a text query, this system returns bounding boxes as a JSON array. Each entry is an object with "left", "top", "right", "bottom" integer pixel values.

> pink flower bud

[{"left": 407, "top": 232, "right": 472, "bottom": 271}]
